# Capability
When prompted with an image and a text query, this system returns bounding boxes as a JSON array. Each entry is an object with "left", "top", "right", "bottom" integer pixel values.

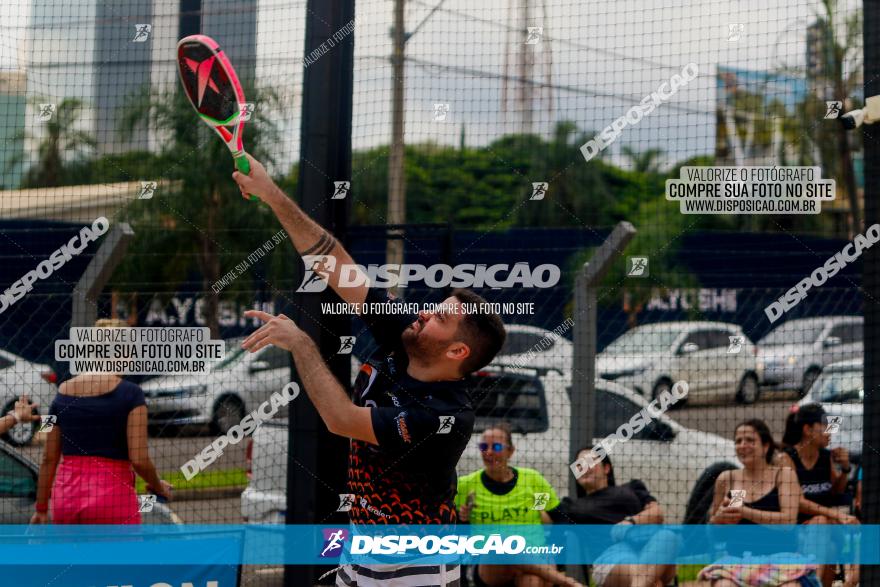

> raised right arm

[{"left": 232, "top": 155, "right": 369, "bottom": 309}]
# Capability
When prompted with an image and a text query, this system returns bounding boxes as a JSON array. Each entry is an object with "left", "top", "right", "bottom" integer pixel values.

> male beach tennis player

[{"left": 233, "top": 155, "right": 506, "bottom": 587}]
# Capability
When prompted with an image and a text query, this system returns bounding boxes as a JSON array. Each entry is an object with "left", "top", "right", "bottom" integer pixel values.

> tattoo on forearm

[{"left": 303, "top": 231, "right": 336, "bottom": 256}]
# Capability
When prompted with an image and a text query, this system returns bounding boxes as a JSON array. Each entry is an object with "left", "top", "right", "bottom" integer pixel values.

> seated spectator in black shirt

[
  {"left": 774, "top": 405, "right": 858, "bottom": 587},
  {"left": 774, "top": 404, "right": 856, "bottom": 525},
  {"left": 546, "top": 446, "right": 678, "bottom": 587},
  {"left": 697, "top": 419, "right": 817, "bottom": 587}
]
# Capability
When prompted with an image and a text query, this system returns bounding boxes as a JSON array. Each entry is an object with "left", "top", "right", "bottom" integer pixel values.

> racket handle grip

[{"left": 234, "top": 155, "right": 259, "bottom": 202}]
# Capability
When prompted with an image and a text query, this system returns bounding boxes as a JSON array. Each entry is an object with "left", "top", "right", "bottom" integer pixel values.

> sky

[{"left": 0, "top": 0, "right": 863, "bottom": 170}]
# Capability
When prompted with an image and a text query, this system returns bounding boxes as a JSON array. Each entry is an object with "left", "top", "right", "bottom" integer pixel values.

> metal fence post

[
  {"left": 570, "top": 221, "right": 636, "bottom": 498},
  {"left": 71, "top": 222, "right": 135, "bottom": 327},
  {"left": 288, "top": 1, "right": 355, "bottom": 585}
]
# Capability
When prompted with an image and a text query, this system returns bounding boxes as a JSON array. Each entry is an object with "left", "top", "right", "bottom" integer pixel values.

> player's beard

[{"left": 402, "top": 324, "right": 451, "bottom": 365}]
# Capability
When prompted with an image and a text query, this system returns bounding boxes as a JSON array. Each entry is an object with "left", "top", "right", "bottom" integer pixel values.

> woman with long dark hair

[
  {"left": 774, "top": 404, "right": 858, "bottom": 586},
  {"left": 697, "top": 419, "right": 817, "bottom": 587},
  {"left": 775, "top": 404, "right": 856, "bottom": 525}
]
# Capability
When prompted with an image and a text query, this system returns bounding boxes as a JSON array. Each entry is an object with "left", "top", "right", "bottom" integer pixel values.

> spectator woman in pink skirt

[{"left": 30, "top": 319, "right": 171, "bottom": 524}]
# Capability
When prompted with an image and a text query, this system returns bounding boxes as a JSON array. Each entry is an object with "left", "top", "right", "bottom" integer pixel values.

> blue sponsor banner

[{"left": 0, "top": 525, "right": 875, "bottom": 565}]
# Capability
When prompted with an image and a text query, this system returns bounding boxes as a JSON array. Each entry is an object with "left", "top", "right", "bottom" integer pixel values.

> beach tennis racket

[{"left": 176, "top": 34, "right": 257, "bottom": 201}]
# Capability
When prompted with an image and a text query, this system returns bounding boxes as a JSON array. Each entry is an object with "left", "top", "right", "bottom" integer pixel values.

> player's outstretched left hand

[{"left": 241, "top": 310, "right": 304, "bottom": 353}]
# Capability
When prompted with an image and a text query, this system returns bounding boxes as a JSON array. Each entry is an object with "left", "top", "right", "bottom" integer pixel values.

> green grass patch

[
  {"left": 136, "top": 468, "right": 247, "bottom": 493},
  {"left": 676, "top": 564, "right": 703, "bottom": 582}
]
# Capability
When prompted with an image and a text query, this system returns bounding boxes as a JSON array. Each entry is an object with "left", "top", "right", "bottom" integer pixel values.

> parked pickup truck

[{"left": 241, "top": 368, "right": 737, "bottom": 523}]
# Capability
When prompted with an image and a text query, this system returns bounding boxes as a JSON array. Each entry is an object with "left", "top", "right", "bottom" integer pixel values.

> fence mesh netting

[{"left": 0, "top": 1, "right": 875, "bottom": 585}]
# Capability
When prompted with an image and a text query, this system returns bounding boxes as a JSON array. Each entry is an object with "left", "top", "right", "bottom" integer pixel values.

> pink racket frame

[{"left": 176, "top": 34, "right": 248, "bottom": 156}]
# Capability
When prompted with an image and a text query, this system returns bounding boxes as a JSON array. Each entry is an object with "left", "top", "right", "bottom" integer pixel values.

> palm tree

[
  {"left": 7, "top": 98, "right": 96, "bottom": 188},
  {"left": 771, "top": 1, "right": 863, "bottom": 236},
  {"left": 814, "top": 0, "right": 863, "bottom": 236},
  {"left": 113, "top": 86, "right": 288, "bottom": 336}
]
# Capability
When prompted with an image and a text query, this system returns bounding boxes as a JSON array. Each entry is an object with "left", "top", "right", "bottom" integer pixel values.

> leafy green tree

[
  {"left": 7, "top": 98, "right": 96, "bottom": 188},
  {"left": 622, "top": 146, "right": 664, "bottom": 174},
  {"left": 812, "top": 1, "right": 863, "bottom": 235},
  {"left": 350, "top": 121, "right": 619, "bottom": 230},
  {"left": 351, "top": 143, "right": 523, "bottom": 229},
  {"left": 110, "top": 87, "right": 288, "bottom": 336},
  {"left": 509, "top": 122, "right": 613, "bottom": 228}
]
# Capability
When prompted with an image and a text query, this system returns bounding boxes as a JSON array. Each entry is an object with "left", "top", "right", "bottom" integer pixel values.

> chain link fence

[{"left": 1, "top": 0, "right": 877, "bottom": 585}]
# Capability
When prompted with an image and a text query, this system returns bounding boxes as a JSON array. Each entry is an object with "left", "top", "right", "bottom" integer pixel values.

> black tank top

[
  {"left": 785, "top": 446, "right": 837, "bottom": 522},
  {"left": 731, "top": 468, "right": 796, "bottom": 553},
  {"left": 737, "top": 468, "right": 782, "bottom": 525}
]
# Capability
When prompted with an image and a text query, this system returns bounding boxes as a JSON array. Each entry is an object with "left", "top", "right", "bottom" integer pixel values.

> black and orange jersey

[{"left": 348, "top": 288, "right": 474, "bottom": 524}]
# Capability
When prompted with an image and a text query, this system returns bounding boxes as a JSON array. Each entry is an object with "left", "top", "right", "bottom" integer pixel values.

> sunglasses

[{"left": 479, "top": 442, "right": 506, "bottom": 453}]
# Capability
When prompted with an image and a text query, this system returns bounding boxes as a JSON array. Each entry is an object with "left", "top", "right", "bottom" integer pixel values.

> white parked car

[
  {"left": 241, "top": 417, "right": 288, "bottom": 524},
  {"left": 491, "top": 324, "right": 572, "bottom": 374},
  {"left": 241, "top": 368, "right": 736, "bottom": 524},
  {"left": 758, "top": 316, "right": 862, "bottom": 395},
  {"left": 141, "top": 339, "right": 292, "bottom": 434},
  {"left": 597, "top": 321, "right": 761, "bottom": 404},
  {"left": 0, "top": 348, "right": 58, "bottom": 446},
  {"left": 458, "top": 369, "right": 737, "bottom": 523},
  {"left": 241, "top": 357, "right": 361, "bottom": 523},
  {"left": 797, "top": 358, "right": 863, "bottom": 462}
]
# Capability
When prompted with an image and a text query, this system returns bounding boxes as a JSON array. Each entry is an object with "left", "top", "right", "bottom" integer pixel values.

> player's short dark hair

[{"left": 451, "top": 289, "right": 506, "bottom": 376}]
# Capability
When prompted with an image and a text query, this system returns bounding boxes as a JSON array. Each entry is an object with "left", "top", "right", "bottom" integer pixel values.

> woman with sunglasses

[{"left": 455, "top": 422, "right": 583, "bottom": 587}]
